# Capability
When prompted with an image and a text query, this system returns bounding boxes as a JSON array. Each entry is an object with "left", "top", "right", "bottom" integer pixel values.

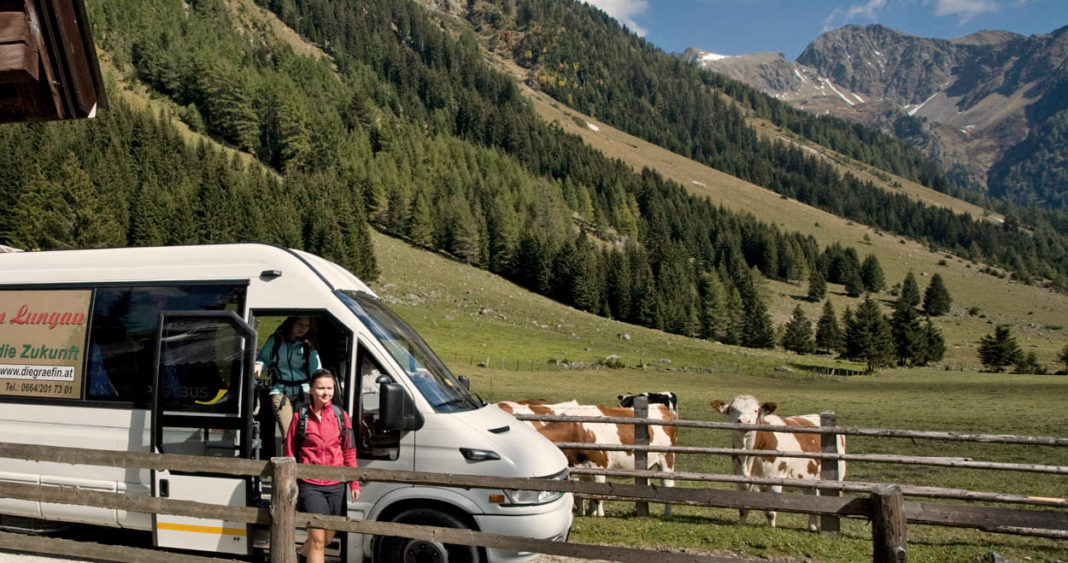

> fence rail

[
  {"left": 568, "top": 467, "right": 1068, "bottom": 508},
  {"left": 550, "top": 441, "right": 1068, "bottom": 474},
  {"left": 514, "top": 414, "right": 1068, "bottom": 446}
]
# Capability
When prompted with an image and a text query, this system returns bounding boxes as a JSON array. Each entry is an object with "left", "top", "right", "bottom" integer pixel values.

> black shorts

[{"left": 297, "top": 482, "right": 347, "bottom": 516}]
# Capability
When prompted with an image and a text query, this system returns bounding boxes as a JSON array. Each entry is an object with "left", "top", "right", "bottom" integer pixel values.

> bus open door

[{"left": 150, "top": 311, "right": 256, "bottom": 555}]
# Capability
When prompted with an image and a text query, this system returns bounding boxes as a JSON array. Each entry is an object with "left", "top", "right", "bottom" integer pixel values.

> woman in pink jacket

[{"left": 285, "top": 368, "right": 359, "bottom": 563}]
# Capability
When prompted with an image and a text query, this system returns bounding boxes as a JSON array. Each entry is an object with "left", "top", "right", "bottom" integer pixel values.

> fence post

[
  {"left": 820, "top": 410, "right": 841, "bottom": 535},
  {"left": 270, "top": 457, "right": 298, "bottom": 563},
  {"left": 633, "top": 395, "right": 649, "bottom": 517},
  {"left": 871, "top": 485, "right": 907, "bottom": 563}
]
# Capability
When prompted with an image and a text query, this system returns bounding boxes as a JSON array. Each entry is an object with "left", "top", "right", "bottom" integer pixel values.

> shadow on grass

[{"left": 787, "top": 362, "right": 866, "bottom": 376}]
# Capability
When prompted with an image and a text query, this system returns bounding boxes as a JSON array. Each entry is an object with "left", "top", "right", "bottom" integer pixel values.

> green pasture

[{"left": 371, "top": 231, "right": 1068, "bottom": 562}]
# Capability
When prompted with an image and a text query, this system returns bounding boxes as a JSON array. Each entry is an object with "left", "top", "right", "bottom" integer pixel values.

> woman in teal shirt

[{"left": 256, "top": 316, "right": 321, "bottom": 439}]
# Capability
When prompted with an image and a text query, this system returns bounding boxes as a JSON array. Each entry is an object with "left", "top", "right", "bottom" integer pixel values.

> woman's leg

[
  {"left": 271, "top": 394, "right": 294, "bottom": 437},
  {"left": 300, "top": 528, "right": 331, "bottom": 563}
]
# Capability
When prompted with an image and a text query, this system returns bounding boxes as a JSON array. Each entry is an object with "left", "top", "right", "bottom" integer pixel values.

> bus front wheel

[{"left": 373, "top": 507, "right": 483, "bottom": 563}]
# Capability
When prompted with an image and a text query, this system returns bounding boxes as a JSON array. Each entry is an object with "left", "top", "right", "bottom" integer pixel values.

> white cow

[
  {"left": 710, "top": 394, "right": 846, "bottom": 531},
  {"left": 496, "top": 399, "right": 678, "bottom": 517}
]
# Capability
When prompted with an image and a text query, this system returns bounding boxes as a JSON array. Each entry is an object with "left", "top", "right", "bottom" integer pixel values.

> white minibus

[{"left": 0, "top": 243, "right": 572, "bottom": 562}]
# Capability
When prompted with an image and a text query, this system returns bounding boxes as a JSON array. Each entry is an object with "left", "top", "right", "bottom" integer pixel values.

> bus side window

[
  {"left": 360, "top": 354, "right": 382, "bottom": 414},
  {"left": 356, "top": 347, "right": 396, "bottom": 459}
]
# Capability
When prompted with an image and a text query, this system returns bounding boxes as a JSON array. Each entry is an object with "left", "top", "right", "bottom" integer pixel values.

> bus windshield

[{"left": 337, "top": 290, "right": 480, "bottom": 413}]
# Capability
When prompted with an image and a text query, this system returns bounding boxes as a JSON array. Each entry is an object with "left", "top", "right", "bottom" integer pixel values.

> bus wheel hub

[{"left": 403, "top": 539, "right": 448, "bottom": 563}]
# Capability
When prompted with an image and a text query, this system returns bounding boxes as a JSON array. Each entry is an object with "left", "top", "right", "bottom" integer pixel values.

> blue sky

[{"left": 585, "top": 0, "right": 1068, "bottom": 59}]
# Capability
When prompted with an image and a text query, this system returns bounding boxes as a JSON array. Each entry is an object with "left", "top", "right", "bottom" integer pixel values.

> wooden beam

[
  {"left": 871, "top": 485, "right": 908, "bottom": 563},
  {"left": 820, "top": 411, "right": 841, "bottom": 535},
  {"left": 515, "top": 414, "right": 1068, "bottom": 446},
  {"left": 0, "top": 481, "right": 269, "bottom": 525},
  {"left": 0, "top": 531, "right": 240, "bottom": 563},
  {"left": 269, "top": 458, "right": 297, "bottom": 563},
  {"left": 291, "top": 513, "right": 765, "bottom": 563}
]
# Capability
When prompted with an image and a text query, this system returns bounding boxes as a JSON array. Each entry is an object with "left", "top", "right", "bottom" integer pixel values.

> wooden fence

[
  {"left": 0, "top": 402, "right": 1066, "bottom": 563},
  {"left": 513, "top": 400, "right": 1068, "bottom": 541},
  {"left": 0, "top": 441, "right": 901, "bottom": 563}
]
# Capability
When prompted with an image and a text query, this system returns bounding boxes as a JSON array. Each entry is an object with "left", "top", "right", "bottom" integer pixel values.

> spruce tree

[
  {"left": 923, "top": 273, "right": 952, "bottom": 316},
  {"left": 698, "top": 271, "right": 729, "bottom": 341},
  {"left": 861, "top": 254, "right": 886, "bottom": 293},
  {"left": 891, "top": 299, "right": 925, "bottom": 366},
  {"left": 1013, "top": 352, "right": 1046, "bottom": 375},
  {"left": 844, "top": 268, "right": 865, "bottom": 298},
  {"left": 846, "top": 296, "right": 894, "bottom": 373},
  {"left": 918, "top": 318, "right": 946, "bottom": 365},
  {"left": 977, "top": 325, "right": 1022, "bottom": 372},
  {"left": 782, "top": 305, "right": 815, "bottom": 354},
  {"left": 740, "top": 268, "right": 776, "bottom": 349},
  {"left": 807, "top": 269, "right": 826, "bottom": 302},
  {"left": 815, "top": 300, "right": 842, "bottom": 353},
  {"left": 900, "top": 271, "right": 921, "bottom": 309},
  {"left": 839, "top": 306, "right": 853, "bottom": 355}
]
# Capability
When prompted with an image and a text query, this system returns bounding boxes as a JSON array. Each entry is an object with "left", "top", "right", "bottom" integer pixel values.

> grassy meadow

[{"left": 370, "top": 231, "right": 1068, "bottom": 563}]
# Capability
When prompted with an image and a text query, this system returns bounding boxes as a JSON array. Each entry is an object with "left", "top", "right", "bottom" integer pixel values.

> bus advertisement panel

[{"left": 0, "top": 289, "right": 91, "bottom": 399}]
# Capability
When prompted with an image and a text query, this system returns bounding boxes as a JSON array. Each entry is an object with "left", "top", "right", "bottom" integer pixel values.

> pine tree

[
  {"left": 923, "top": 273, "right": 952, "bottom": 316},
  {"left": 977, "top": 325, "right": 1022, "bottom": 372},
  {"left": 918, "top": 318, "right": 945, "bottom": 365},
  {"left": 781, "top": 305, "right": 815, "bottom": 354},
  {"left": 698, "top": 271, "right": 729, "bottom": 341},
  {"left": 1013, "top": 352, "right": 1046, "bottom": 375},
  {"left": 407, "top": 190, "right": 434, "bottom": 247},
  {"left": 860, "top": 254, "right": 885, "bottom": 293},
  {"left": 844, "top": 268, "right": 865, "bottom": 298},
  {"left": 740, "top": 268, "right": 776, "bottom": 349},
  {"left": 723, "top": 286, "right": 745, "bottom": 346},
  {"left": 807, "top": 269, "right": 826, "bottom": 302},
  {"left": 839, "top": 306, "right": 853, "bottom": 356},
  {"left": 900, "top": 271, "right": 921, "bottom": 309},
  {"left": 61, "top": 153, "right": 126, "bottom": 248},
  {"left": 815, "top": 300, "right": 842, "bottom": 353},
  {"left": 846, "top": 296, "right": 894, "bottom": 373},
  {"left": 890, "top": 299, "right": 925, "bottom": 366},
  {"left": 10, "top": 165, "right": 71, "bottom": 250}
]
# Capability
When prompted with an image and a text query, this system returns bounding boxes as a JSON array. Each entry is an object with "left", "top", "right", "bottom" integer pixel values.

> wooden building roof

[{"left": 0, "top": 0, "right": 106, "bottom": 123}]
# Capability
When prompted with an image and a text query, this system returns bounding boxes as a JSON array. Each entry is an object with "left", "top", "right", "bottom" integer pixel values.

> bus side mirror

[
  {"left": 458, "top": 375, "right": 470, "bottom": 390},
  {"left": 379, "top": 382, "right": 423, "bottom": 432}
]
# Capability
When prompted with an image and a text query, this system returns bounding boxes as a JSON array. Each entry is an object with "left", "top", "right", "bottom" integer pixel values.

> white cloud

[
  {"left": 583, "top": 0, "right": 649, "bottom": 37},
  {"left": 823, "top": 0, "right": 888, "bottom": 31},
  {"left": 927, "top": 0, "right": 1000, "bottom": 21}
]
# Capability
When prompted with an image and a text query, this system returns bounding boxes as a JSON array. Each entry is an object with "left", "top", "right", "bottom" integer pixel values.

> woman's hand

[{"left": 351, "top": 488, "right": 361, "bottom": 502}]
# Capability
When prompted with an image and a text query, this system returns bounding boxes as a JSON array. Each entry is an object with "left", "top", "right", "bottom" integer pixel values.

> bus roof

[{"left": 0, "top": 243, "right": 374, "bottom": 295}]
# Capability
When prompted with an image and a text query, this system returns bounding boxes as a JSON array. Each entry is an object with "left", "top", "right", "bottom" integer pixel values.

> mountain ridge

[{"left": 686, "top": 23, "right": 1068, "bottom": 208}]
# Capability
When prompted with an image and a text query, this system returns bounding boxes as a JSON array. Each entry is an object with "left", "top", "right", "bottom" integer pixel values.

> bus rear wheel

[{"left": 373, "top": 507, "right": 482, "bottom": 563}]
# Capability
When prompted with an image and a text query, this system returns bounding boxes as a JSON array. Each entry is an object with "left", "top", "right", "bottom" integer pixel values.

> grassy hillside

[
  {"left": 499, "top": 75, "right": 1068, "bottom": 369},
  {"left": 95, "top": 0, "right": 1067, "bottom": 369},
  {"left": 88, "top": 0, "right": 1068, "bottom": 369},
  {"left": 370, "top": 230, "right": 1068, "bottom": 562}
]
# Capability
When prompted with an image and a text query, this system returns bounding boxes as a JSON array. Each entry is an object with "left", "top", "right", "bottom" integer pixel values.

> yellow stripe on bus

[{"left": 157, "top": 521, "right": 247, "bottom": 536}]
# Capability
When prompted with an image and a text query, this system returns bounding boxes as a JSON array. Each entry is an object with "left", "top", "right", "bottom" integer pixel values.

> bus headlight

[
  {"left": 499, "top": 468, "right": 568, "bottom": 506},
  {"left": 501, "top": 489, "right": 561, "bottom": 505}
]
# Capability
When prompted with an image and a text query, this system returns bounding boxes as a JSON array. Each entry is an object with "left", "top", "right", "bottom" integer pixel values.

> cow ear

[
  {"left": 710, "top": 399, "right": 725, "bottom": 412},
  {"left": 761, "top": 402, "right": 778, "bottom": 415}
]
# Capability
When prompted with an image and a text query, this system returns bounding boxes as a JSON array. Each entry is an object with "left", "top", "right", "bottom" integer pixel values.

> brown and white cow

[
  {"left": 710, "top": 395, "right": 846, "bottom": 530},
  {"left": 495, "top": 399, "right": 677, "bottom": 517}
]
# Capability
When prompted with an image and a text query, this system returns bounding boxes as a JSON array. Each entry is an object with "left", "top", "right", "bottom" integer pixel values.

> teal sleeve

[
  {"left": 257, "top": 335, "right": 274, "bottom": 365},
  {"left": 308, "top": 348, "right": 322, "bottom": 373}
]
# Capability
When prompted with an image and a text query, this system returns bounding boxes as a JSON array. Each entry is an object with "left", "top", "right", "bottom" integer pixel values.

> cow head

[
  {"left": 618, "top": 391, "right": 678, "bottom": 413},
  {"left": 710, "top": 394, "right": 770, "bottom": 425}
]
